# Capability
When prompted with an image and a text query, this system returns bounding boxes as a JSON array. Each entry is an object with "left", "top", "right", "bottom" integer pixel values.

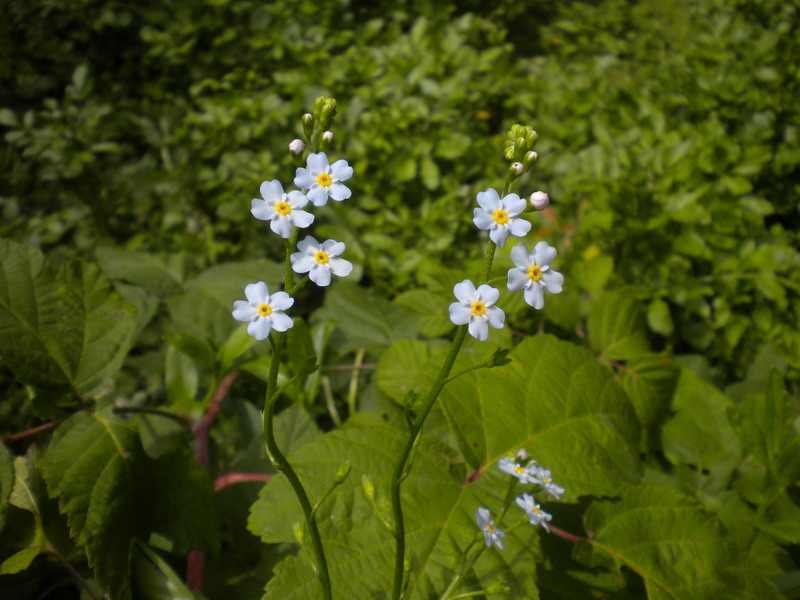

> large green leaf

[
  {"left": 588, "top": 290, "right": 649, "bottom": 360},
  {"left": 437, "top": 335, "right": 642, "bottom": 494},
  {"left": 42, "top": 411, "right": 139, "bottom": 600},
  {"left": 249, "top": 413, "right": 543, "bottom": 599},
  {"left": 0, "top": 240, "right": 139, "bottom": 395},
  {"left": 584, "top": 484, "right": 782, "bottom": 599},
  {"left": 662, "top": 368, "right": 742, "bottom": 478},
  {"left": 96, "top": 247, "right": 185, "bottom": 297},
  {"left": 311, "top": 282, "right": 420, "bottom": 353}
]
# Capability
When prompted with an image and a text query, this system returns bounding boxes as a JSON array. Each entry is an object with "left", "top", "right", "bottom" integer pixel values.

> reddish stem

[
  {"left": 192, "top": 371, "right": 239, "bottom": 468},
  {"left": 186, "top": 370, "right": 239, "bottom": 593},
  {"left": 214, "top": 472, "right": 272, "bottom": 492},
  {"left": 548, "top": 524, "right": 586, "bottom": 544},
  {"left": 1, "top": 418, "right": 66, "bottom": 443}
]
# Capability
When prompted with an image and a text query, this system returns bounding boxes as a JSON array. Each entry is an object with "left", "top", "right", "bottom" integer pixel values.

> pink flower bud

[
  {"left": 530, "top": 191, "right": 550, "bottom": 210},
  {"left": 289, "top": 139, "right": 305, "bottom": 155},
  {"left": 322, "top": 131, "right": 334, "bottom": 142}
]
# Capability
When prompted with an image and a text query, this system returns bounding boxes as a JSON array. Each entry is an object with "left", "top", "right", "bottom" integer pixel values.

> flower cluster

[
  {"left": 233, "top": 150, "right": 354, "bottom": 339},
  {"left": 476, "top": 454, "right": 565, "bottom": 549}
]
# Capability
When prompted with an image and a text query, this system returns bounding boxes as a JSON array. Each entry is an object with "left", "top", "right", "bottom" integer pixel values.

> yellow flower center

[
  {"left": 493, "top": 209, "right": 509, "bottom": 225},
  {"left": 316, "top": 173, "right": 332, "bottom": 187},
  {"left": 532, "top": 505, "right": 542, "bottom": 515},
  {"left": 275, "top": 202, "right": 291, "bottom": 215},
  {"left": 542, "top": 476, "right": 550, "bottom": 485},
  {"left": 486, "top": 523, "right": 495, "bottom": 533},
  {"left": 257, "top": 303, "right": 272, "bottom": 317},
  {"left": 528, "top": 265, "right": 542, "bottom": 281},
  {"left": 471, "top": 301, "right": 486, "bottom": 316},
  {"left": 314, "top": 251, "right": 330, "bottom": 264},
  {"left": 514, "top": 466, "right": 525, "bottom": 475}
]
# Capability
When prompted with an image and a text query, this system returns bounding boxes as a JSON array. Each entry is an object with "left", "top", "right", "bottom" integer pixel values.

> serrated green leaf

[
  {"left": 585, "top": 484, "right": 782, "bottom": 599},
  {"left": 619, "top": 354, "right": 679, "bottom": 452},
  {"left": 249, "top": 413, "right": 542, "bottom": 599},
  {"left": 96, "top": 247, "right": 185, "bottom": 296},
  {"left": 139, "top": 446, "right": 220, "bottom": 553},
  {"left": 312, "top": 282, "right": 420, "bottom": 353},
  {"left": 438, "top": 335, "right": 641, "bottom": 491},
  {"left": 0, "top": 241, "right": 139, "bottom": 396},
  {"left": 377, "top": 338, "right": 446, "bottom": 403},
  {"left": 393, "top": 289, "right": 454, "bottom": 338},
  {"left": 588, "top": 289, "right": 649, "bottom": 360},
  {"left": 137, "top": 414, "right": 188, "bottom": 460},
  {"left": 273, "top": 403, "right": 322, "bottom": 456},
  {"left": 662, "top": 368, "right": 742, "bottom": 478},
  {"left": 42, "top": 411, "right": 138, "bottom": 600}
]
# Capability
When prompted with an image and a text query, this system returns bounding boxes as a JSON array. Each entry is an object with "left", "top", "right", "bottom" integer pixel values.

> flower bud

[
  {"left": 302, "top": 113, "right": 314, "bottom": 139},
  {"left": 322, "top": 131, "right": 334, "bottom": 142},
  {"left": 319, "top": 130, "right": 334, "bottom": 151},
  {"left": 530, "top": 191, "right": 550, "bottom": 210},
  {"left": 334, "top": 461, "right": 352, "bottom": 485},
  {"left": 511, "top": 162, "right": 523, "bottom": 176},
  {"left": 523, "top": 151, "right": 538, "bottom": 171},
  {"left": 289, "top": 138, "right": 305, "bottom": 155},
  {"left": 515, "top": 448, "right": 529, "bottom": 462},
  {"left": 361, "top": 473, "right": 375, "bottom": 500}
]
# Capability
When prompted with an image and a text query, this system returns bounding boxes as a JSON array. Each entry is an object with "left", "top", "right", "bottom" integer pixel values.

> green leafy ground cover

[{"left": 1, "top": 0, "right": 799, "bottom": 598}]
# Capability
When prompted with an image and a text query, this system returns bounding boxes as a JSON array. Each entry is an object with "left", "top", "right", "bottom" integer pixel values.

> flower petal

[
  {"left": 294, "top": 168, "right": 315, "bottom": 189},
  {"left": 251, "top": 199, "right": 273, "bottom": 221},
  {"left": 507, "top": 267, "right": 528, "bottom": 291},
  {"left": 309, "top": 264, "right": 332, "bottom": 287},
  {"left": 472, "top": 209, "right": 495, "bottom": 231},
  {"left": 532, "top": 241, "right": 557, "bottom": 267},
  {"left": 291, "top": 209, "right": 315, "bottom": 229},
  {"left": 486, "top": 305, "right": 505, "bottom": 329},
  {"left": 449, "top": 303, "right": 472, "bottom": 325},
  {"left": 307, "top": 186, "right": 329, "bottom": 206},
  {"left": 269, "top": 291, "right": 294, "bottom": 311},
  {"left": 248, "top": 318, "right": 271, "bottom": 340},
  {"left": 329, "top": 257, "right": 353, "bottom": 277},
  {"left": 287, "top": 190, "right": 309, "bottom": 208},
  {"left": 328, "top": 182, "right": 351, "bottom": 201},
  {"left": 476, "top": 188, "right": 500, "bottom": 211},
  {"left": 489, "top": 227, "right": 509, "bottom": 248},
  {"left": 453, "top": 280, "right": 477, "bottom": 304},
  {"left": 476, "top": 284, "right": 499, "bottom": 304},
  {"left": 503, "top": 193, "right": 526, "bottom": 215},
  {"left": 542, "top": 269, "right": 564, "bottom": 294},
  {"left": 297, "top": 236, "right": 319, "bottom": 252},
  {"left": 524, "top": 284, "right": 545, "bottom": 310},
  {"left": 232, "top": 301, "right": 257, "bottom": 322},
  {"left": 271, "top": 216, "right": 293, "bottom": 238},
  {"left": 468, "top": 318, "right": 489, "bottom": 341},
  {"left": 330, "top": 160, "right": 353, "bottom": 181},
  {"left": 510, "top": 242, "right": 532, "bottom": 268},
  {"left": 307, "top": 152, "right": 329, "bottom": 174},
  {"left": 508, "top": 217, "right": 532, "bottom": 238},
  {"left": 322, "top": 239, "right": 345, "bottom": 255},
  {"left": 245, "top": 282, "right": 269, "bottom": 304},
  {"left": 292, "top": 255, "right": 316, "bottom": 274},
  {"left": 270, "top": 312, "right": 294, "bottom": 333},
  {"left": 260, "top": 180, "right": 284, "bottom": 202}
]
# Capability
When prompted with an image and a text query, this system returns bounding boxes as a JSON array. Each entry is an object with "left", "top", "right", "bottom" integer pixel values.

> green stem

[
  {"left": 389, "top": 241, "right": 499, "bottom": 599},
  {"left": 390, "top": 326, "right": 468, "bottom": 600},
  {"left": 259, "top": 225, "right": 332, "bottom": 598}
]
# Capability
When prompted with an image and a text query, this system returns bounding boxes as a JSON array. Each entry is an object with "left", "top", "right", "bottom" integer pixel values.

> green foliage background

[{"left": 1, "top": 0, "right": 798, "bottom": 598}]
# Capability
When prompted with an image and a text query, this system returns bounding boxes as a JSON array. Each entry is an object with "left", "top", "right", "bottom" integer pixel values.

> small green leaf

[
  {"left": 165, "top": 346, "right": 199, "bottom": 410},
  {"left": 132, "top": 541, "right": 198, "bottom": 600},
  {"left": 0, "top": 443, "right": 13, "bottom": 530},
  {"left": 96, "top": 247, "right": 184, "bottom": 297},
  {"left": 572, "top": 255, "right": 614, "bottom": 292},
  {"left": 647, "top": 298, "right": 674, "bottom": 336},
  {"left": 420, "top": 156, "right": 440, "bottom": 190}
]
